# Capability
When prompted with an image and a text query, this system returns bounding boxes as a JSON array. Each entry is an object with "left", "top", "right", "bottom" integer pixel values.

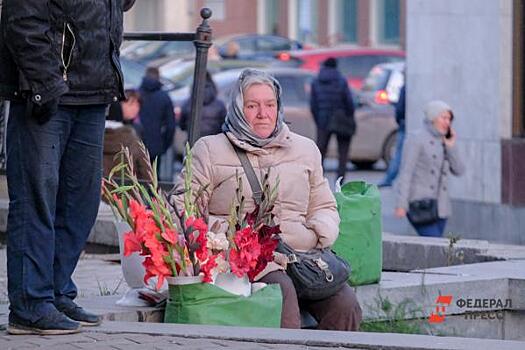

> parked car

[
  {"left": 273, "top": 47, "right": 404, "bottom": 90},
  {"left": 170, "top": 67, "right": 397, "bottom": 168},
  {"left": 359, "top": 61, "right": 405, "bottom": 106},
  {"left": 351, "top": 61, "right": 406, "bottom": 168},
  {"left": 121, "top": 40, "right": 195, "bottom": 64},
  {"left": 120, "top": 57, "right": 176, "bottom": 91},
  {"left": 215, "top": 34, "right": 305, "bottom": 60},
  {"left": 159, "top": 58, "right": 269, "bottom": 91}
]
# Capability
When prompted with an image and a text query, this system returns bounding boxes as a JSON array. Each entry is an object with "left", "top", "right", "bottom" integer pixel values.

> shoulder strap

[{"left": 225, "top": 135, "right": 263, "bottom": 204}]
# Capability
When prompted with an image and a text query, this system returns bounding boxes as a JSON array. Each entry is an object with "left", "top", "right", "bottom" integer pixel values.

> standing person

[
  {"left": 0, "top": 0, "right": 136, "bottom": 335},
  {"left": 395, "top": 100, "right": 465, "bottom": 237},
  {"left": 139, "top": 67, "right": 175, "bottom": 171},
  {"left": 104, "top": 89, "right": 148, "bottom": 181},
  {"left": 310, "top": 57, "right": 355, "bottom": 182},
  {"left": 379, "top": 83, "right": 406, "bottom": 187},
  {"left": 172, "top": 69, "right": 362, "bottom": 331},
  {"left": 180, "top": 71, "right": 226, "bottom": 137}
]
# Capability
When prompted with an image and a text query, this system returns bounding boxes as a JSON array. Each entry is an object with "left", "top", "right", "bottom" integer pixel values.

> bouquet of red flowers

[{"left": 103, "top": 144, "right": 280, "bottom": 290}]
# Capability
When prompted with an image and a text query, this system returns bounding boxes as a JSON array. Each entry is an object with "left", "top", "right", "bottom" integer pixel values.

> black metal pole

[{"left": 188, "top": 8, "right": 213, "bottom": 147}]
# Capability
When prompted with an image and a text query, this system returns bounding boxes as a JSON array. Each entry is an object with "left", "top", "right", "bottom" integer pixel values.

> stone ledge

[{"left": 85, "top": 320, "right": 525, "bottom": 350}]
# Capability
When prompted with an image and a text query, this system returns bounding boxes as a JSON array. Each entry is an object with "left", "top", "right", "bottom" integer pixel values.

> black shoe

[
  {"left": 7, "top": 309, "right": 81, "bottom": 335},
  {"left": 55, "top": 298, "right": 102, "bottom": 326}
]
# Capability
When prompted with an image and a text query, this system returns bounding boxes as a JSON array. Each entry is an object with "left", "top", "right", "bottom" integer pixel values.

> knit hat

[
  {"left": 424, "top": 100, "right": 454, "bottom": 122},
  {"left": 323, "top": 57, "right": 337, "bottom": 68}
]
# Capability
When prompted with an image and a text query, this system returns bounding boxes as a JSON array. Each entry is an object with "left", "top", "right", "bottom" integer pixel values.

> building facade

[
  {"left": 407, "top": 0, "right": 525, "bottom": 244},
  {"left": 125, "top": 0, "right": 405, "bottom": 49}
]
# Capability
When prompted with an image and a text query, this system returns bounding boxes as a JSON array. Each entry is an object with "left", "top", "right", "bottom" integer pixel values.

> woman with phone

[{"left": 394, "top": 100, "right": 465, "bottom": 237}]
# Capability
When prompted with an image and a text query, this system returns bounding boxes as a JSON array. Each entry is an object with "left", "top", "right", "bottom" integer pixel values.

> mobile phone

[{"left": 445, "top": 127, "right": 452, "bottom": 139}]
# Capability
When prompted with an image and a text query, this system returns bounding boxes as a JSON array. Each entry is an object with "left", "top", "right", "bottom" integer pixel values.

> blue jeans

[
  {"left": 380, "top": 127, "right": 405, "bottom": 186},
  {"left": 410, "top": 218, "right": 448, "bottom": 237},
  {"left": 6, "top": 103, "right": 106, "bottom": 322}
]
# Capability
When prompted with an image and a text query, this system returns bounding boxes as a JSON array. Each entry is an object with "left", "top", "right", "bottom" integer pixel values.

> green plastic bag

[
  {"left": 333, "top": 181, "right": 382, "bottom": 286},
  {"left": 164, "top": 282, "right": 282, "bottom": 327}
]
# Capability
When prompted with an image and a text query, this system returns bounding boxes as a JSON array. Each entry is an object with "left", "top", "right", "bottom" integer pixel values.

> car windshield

[
  {"left": 120, "top": 58, "right": 175, "bottom": 91},
  {"left": 121, "top": 41, "right": 194, "bottom": 62}
]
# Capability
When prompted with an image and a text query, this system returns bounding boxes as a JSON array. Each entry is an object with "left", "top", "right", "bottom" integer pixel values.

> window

[
  {"left": 377, "top": 0, "right": 400, "bottom": 44},
  {"left": 257, "top": 36, "right": 291, "bottom": 52},
  {"left": 362, "top": 67, "right": 391, "bottom": 92},
  {"left": 338, "top": 55, "right": 403, "bottom": 80},
  {"left": 275, "top": 75, "right": 313, "bottom": 106},
  {"left": 265, "top": 0, "right": 280, "bottom": 35},
  {"left": 297, "top": 0, "right": 318, "bottom": 44},
  {"left": 235, "top": 38, "right": 257, "bottom": 56},
  {"left": 338, "top": 0, "right": 357, "bottom": 43},
  {"left": 204, "top": 0, "right": 225, "bottom": 21}
]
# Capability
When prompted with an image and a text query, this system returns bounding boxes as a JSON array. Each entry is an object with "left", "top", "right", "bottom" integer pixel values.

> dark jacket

[
  {"left": 394, "top": 84, "right": 406, "bottom": 130},
  {"left": 180, "top": 80, "right": 227, "bottom": 137},
  {"left": 0, "top": 0, "right": 135, "bottom": 105},
  {"left": 310, "top": 66, "right": 355, "bottom": 131},
  {"left": 139, "top": 77, "right": 176, "bottom": 159}
]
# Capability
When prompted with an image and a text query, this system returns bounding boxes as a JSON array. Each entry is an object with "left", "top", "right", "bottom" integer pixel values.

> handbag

[
  {"left": 407, "top": 146, "right": 445, "bottom": 225},
  {"left": 275, "top": 240, "right": 350, "bottom": 300},
  {"left": 407, "top": 198, "right": 439, "bottom": 225},
  {"left": 227, "top": 136, "right": 351, "bottom": 300},
  {"left": 327, "top": 109, "right": 355, "bottom": 137}
]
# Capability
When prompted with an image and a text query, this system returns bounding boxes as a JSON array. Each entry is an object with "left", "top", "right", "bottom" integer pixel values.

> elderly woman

[
  {"left": 395, "top": 100, "right": 465, "bottom": 237},
  {"left": 173, "top": 69, "right": 362, "bottom": 330}
]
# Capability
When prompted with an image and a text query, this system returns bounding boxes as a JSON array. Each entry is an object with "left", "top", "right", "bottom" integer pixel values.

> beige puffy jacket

[{"left": 172, "top": 125, "right": 339, "bottom": 277}]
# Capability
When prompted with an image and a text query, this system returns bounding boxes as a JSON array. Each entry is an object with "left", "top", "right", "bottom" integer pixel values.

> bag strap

[{"left": 225, "top": 134, "right": 263, "bottom": 205}]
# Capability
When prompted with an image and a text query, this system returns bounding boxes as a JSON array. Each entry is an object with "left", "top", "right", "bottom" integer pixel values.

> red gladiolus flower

[
  {"left": 200, "top": 255, "right": 218, "bottom": 283},
  {"left": 123, "top": 231, "right": 142, "bottom": 256},
  {"left": 186, "top": 216, "right": 208, "bottom": 236},
  {"left": 143, "top": 256, "right": 171, "bottom": 290},
  {"left": 161, "top": 227, "right": 177, "bottom": 244}
]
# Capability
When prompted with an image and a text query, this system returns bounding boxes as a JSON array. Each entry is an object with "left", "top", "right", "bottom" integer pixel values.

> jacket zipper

[
  {"left": 61, "top": 22, "right": 76, "bottom": 81},
  {"left": 108, "top": 0, "right": 124, "bottom": 100}
]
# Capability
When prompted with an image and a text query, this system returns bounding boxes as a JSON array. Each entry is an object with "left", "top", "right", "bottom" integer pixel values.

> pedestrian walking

[
  {"left": 138, "top": 67, "right": 176, "bottom": 171},
  {"left": 0, "top": 0, "right": 136, "bottom": 335},
  {"left": 395, "top": 100, "right": 465, "bottom": 237},
  {"left": 379, "top": 83, "right": 406, "bottom": 187},
  {"left": 310, "top": 57, "right": 355, "bottom": 182},
  {"left": 180, "top": 71, "right": 226, "bottom": 137}
]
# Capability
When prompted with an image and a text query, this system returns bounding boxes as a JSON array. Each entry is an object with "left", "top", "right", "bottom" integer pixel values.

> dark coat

[
  {"left": 103, "top": 122, "right": 149, "bottom": 181},
  {"left": 180, "top": 80, "right": 227, "bottom": 137},
  {"left": 0, "top": 0, "right": 135, "bottom": 105},
  {"left": 394, "top": 84, "right": 406, "bottom": 130},
  {"left": 139, "top": 77, "right": 176, "bottom": 159},
  {"left": 310, "top": 67, "right": 355, "bottom": 132}
]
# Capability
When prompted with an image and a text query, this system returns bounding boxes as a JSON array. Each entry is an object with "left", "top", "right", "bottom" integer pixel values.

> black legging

[{"left": 316, "top": 128, "right": 352, "bottom": 179}]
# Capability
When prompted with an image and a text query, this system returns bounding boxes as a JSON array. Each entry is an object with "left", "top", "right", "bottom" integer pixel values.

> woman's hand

[
  {"left": 443, "top": 127, "right": 456, "bottom": 148},
  {"left": 395, "top": 207, "right": 407, "bottom": 218}
]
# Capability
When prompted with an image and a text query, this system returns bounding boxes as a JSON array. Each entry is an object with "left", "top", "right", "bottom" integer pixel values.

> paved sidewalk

[
  {"left": 0, "top": 248, "right": 124, "bottom": 304},
  {"left": 0, "top": 320, "right": 523, "bottom": 350}
]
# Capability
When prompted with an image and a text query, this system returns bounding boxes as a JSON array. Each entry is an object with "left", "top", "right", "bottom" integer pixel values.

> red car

[{"left": 274, "top": 47, "right": 405, "bottom": 90}]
